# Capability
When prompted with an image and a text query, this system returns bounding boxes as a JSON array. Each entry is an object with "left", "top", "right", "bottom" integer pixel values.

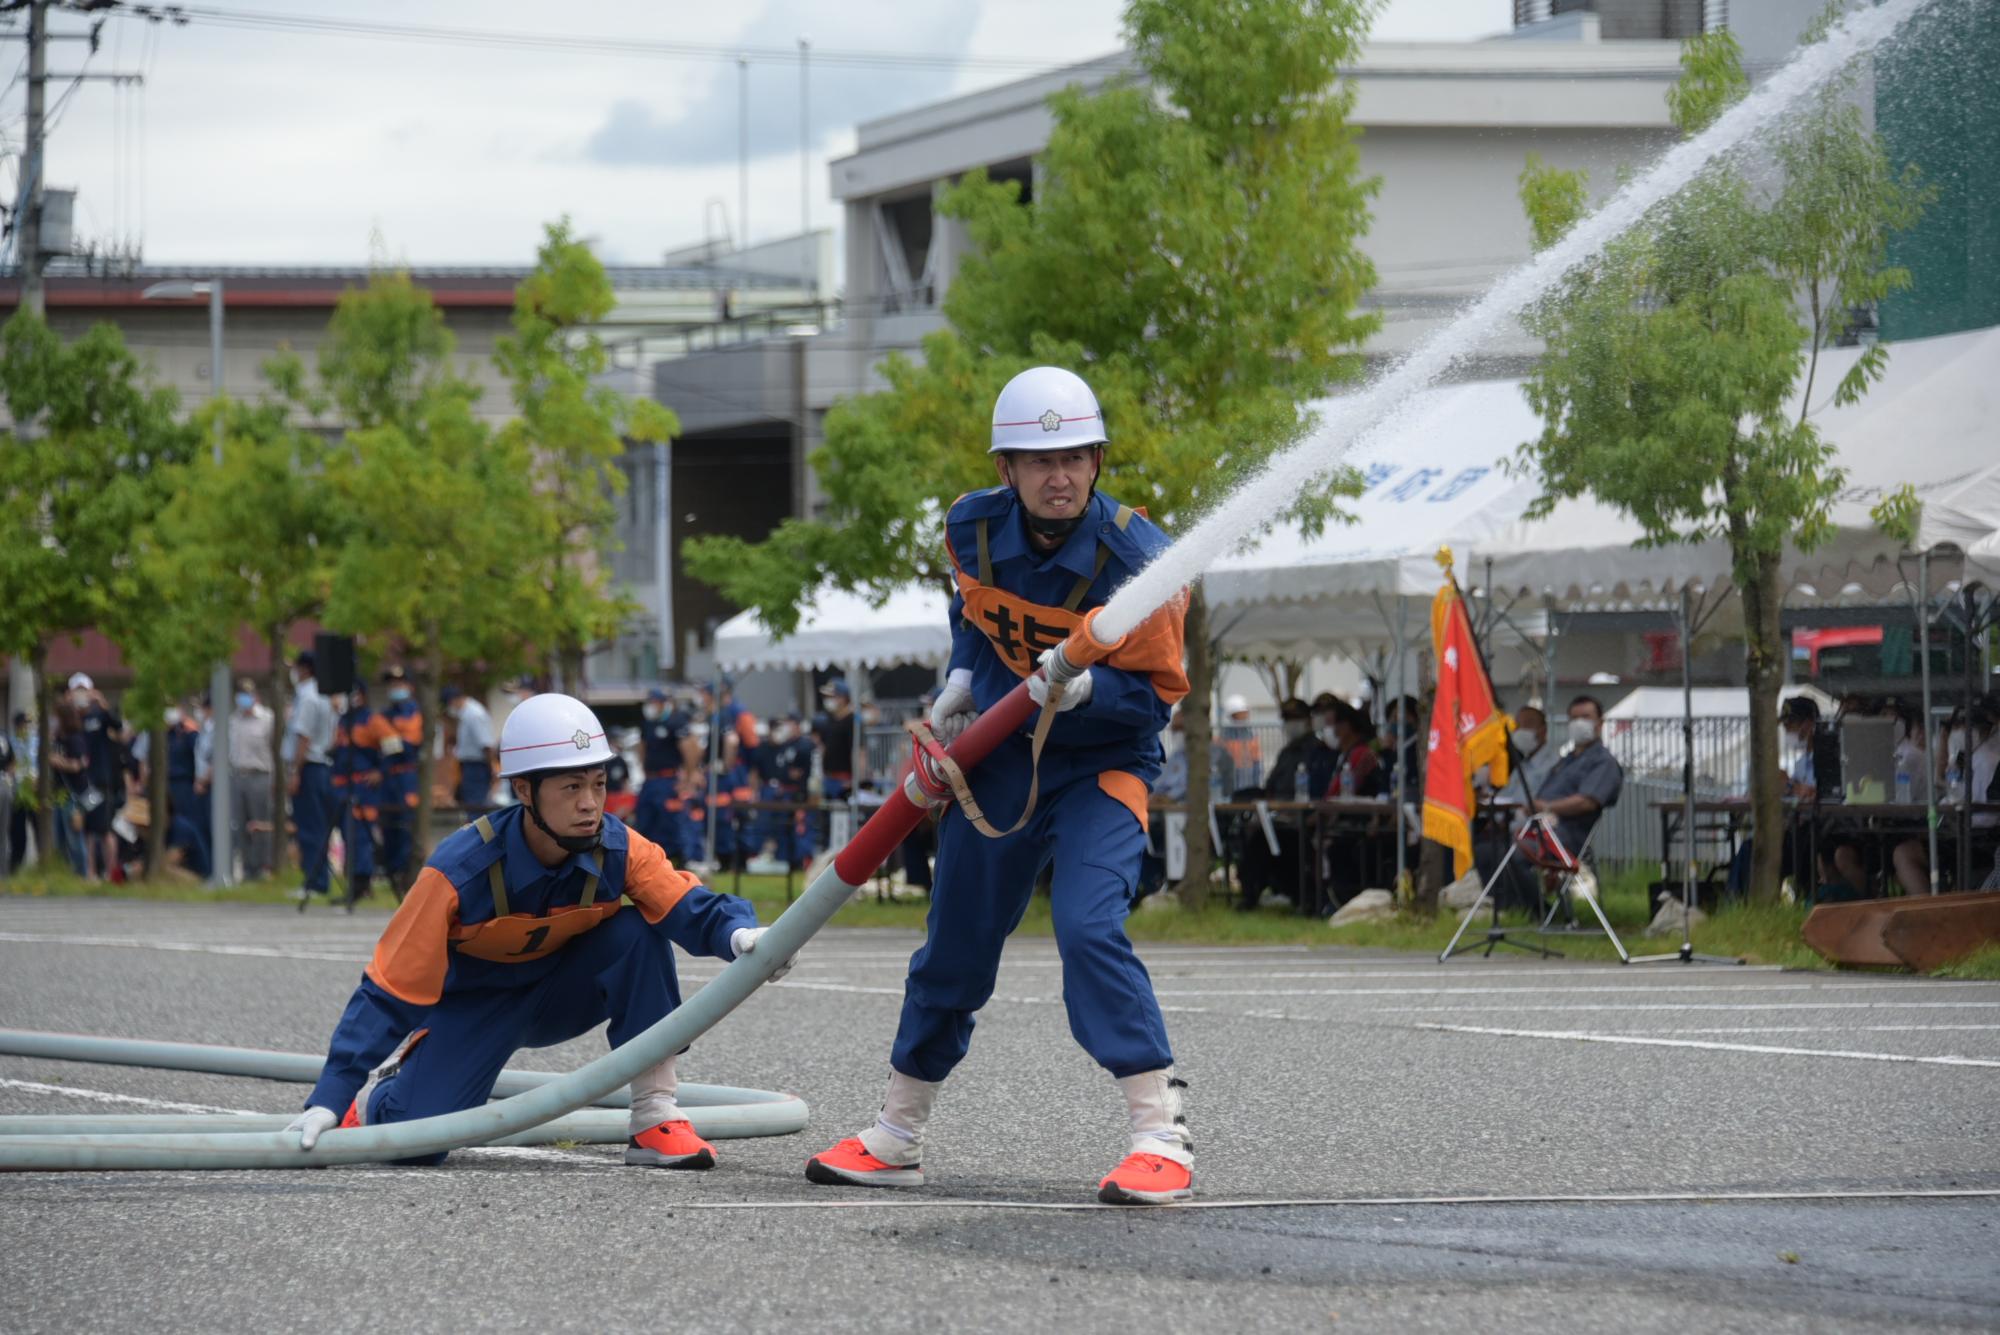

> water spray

[
  {"left": 0, "top": 0, "right": 1944, "bottom": 1172},
  {"left": 1094, "top": 0, "right": 1942, "bottom": 645}
]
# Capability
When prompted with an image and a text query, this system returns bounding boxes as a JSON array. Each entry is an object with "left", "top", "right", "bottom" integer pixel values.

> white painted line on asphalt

[
  {"left": 0, "top": 932, "right": 361, "bottom": 964},
  {"left": 1374, "top": 1001, "right": 2000, "bottom": 1014},
  {"left": 1417, "top": 1022, "right": 2000, "bottom": 1069},
  {"left": 0, "top": 1077, "right": 260, "bottom": 1115},
  {"left": 647, "top": 1186, "right": 2000, "bottom": 1212},
  {"left": 1654, "top": 1025, "right": 2000, "bottom": 1035},
  {"left": 758, "top": 978, "right": 1214, "bottom": 1016},
  {"left": 0, "top": 1079, "right": 614, "bottom": 1167},
  {"left": 1155, "top": 981, "right": 1995, "bottom": 999}
]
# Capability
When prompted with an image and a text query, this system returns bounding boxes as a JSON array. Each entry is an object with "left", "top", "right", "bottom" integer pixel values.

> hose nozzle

[{"left": 1046, "top": 607, "right": 1126, "bottom": 685}]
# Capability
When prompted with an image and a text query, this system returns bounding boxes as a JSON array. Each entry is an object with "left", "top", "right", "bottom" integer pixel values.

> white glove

[
  {"left": 929, "top": 668, "right": 978, "bottom": 745},
  {"left": 286, "top": 1105, "right": 341, "bottom": 1150},
  {"left": 731, "top": 926, "right": 795, "bottom": 980},
  {"left": 1028, "top": 650, "right": 1093, "bottom": 713}
]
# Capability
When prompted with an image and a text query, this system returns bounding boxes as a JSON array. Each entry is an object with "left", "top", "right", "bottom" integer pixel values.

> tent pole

[
  {"left": 1918, "top": 550, "right": 1937, "bottom": 895},
  {"left": 1542, "top": 595, "right": 1558, "bottom": 707},
  {"left": 1630, "top": 585, "right": 1741, "bottom": 967},
  {"left": 704, "top": 656, "right": 722, "bottom": 869},
  {"left": 849, "top": 657, "right": 864, "bottom": 861},
  {"left": 1393, "top": 596, "right": 1409, "bottom": 892}
]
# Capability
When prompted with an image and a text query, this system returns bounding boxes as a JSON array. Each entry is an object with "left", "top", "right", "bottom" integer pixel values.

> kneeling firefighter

[
  {"left": 806, "top": 365, "right": 1196, "bottom": 1204},
  {"left": 288, "top": 693, "right": 793, "bottom": 1167}
]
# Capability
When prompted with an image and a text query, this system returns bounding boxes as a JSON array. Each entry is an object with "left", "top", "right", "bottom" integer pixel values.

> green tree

[
  {"left": 316, "top": 271, "right": 546, "bottom": 856},
  {"left": 495, "top": 221, "right": 680, "bottom": 688},
  {"left": 138, "top": 365, "right": 343, "bottom": 875},
  {"left": 0, "top": 315, "right": 199, "bottom": 859},
  {"left": 688, "top": 0, "right": 1381, "bottom": 905},
  {"left": 1514, "top": 20, "right": 1930, "bottom": 902}
]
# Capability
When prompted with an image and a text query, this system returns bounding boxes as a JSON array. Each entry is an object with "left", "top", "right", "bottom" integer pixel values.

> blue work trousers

[
  {"left": 891, "top": 741, "right": 1172, "bottom": 1083},
  {"left": 367, "top": 908, "right": 683, "bottom": 1164},
  {"left": 456, "top": 760, "right": 494, "bottom": 817},
  {"left": 294, "top": 762, "right": 335, "bottom": 895}
]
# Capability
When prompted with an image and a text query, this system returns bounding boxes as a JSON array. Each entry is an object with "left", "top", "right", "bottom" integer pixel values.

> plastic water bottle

[
  {"left": 1946, "top": 758, "right": 1966, "bottom": 805},
  {"left": 1292, "top": 769, "right": 1308, "bottom": 802},
  {"left": 1894, "top": 759, "right": 1912, "bottom": 806}
]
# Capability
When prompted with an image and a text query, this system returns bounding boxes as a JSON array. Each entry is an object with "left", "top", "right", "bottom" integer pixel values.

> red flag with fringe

[{"left": 1421, "top": 578, "right": 1511, "bottom": 879}]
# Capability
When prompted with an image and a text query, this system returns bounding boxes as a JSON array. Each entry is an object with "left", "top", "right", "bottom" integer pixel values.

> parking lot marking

[
  {"left": 645, "top": 1186, "right": 2000, "bottom": 1212},
  {"left": 1416, "top": 1022, "right": 2000, "bottom": 1068},
  {"left": 1375, "top": 1001, "right": 2000, "bottom": 1014},
  {"left": 1153, "top": 981, "right": 1993, "bottom": 998},
  {"left": 0, "top": 1077, "right": 259, "bottom": 1115}
]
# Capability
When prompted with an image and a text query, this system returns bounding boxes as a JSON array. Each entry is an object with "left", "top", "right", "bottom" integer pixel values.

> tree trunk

[
  {"left": 1181, "top": 586, "right": 1216, "bottom": 910},
  {"left": 1741, "top": 551, "right": 1787, "bottom": 904},
  {"left": 418, "top": 622, "right": 444, "bottom": 861},
  {"left": 32, "top": 644, "right": 52, "bottom": 865},
  {"left": 145, "top": 722, "right": 168, "bottom": 876},
  {"left": 268, "top": 627, "right": 291, "bottom": 877}
]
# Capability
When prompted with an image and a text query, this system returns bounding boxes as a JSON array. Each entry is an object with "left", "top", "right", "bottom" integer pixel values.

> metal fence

[{"left": 1592, "top": 716, "right": 1750, "bottom": 872}]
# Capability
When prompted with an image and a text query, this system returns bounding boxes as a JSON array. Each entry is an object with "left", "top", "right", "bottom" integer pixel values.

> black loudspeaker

[{"left": 313, "top": 633, "right": 357, "bottom": 695}]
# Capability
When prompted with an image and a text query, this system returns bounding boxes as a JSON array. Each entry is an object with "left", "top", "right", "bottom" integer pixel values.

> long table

[{"left": 1654, "top": 798, "right": 2000, "bottom": 895}]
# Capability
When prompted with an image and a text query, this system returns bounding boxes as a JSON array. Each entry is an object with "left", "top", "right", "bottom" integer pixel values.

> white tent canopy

[
  {"left": 1204, "top": 326, "right": 2000, "bottom": 661},
  {"left": 1203, "top": 379, "right": 1546, "bottom": 660},
  {"left": 713, "top": 584, "right": 953, "bottom": 673},
  {"left": 1467, "top": 325, "right": 2000, "bottom": 609}
]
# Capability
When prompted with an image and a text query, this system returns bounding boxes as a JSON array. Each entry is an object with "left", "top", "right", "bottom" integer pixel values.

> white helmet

[
  {"left": 989, "top": 366, "right": 1108, "bottom": 454},
  {"left": 498, "top": 692, "right": 615, "bottom": 779}
]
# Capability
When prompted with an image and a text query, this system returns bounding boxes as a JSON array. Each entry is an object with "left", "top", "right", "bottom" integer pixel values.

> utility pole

[
  {"left": 737, "top": 56, "right": 749, "bottom": 252},
  {"left": 21, "top": 0, "right": 46, "bottom": 317}
]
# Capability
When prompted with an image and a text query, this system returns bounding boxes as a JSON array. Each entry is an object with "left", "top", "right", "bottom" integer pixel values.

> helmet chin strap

[{"left": 523, "top": 775, "right": 602, "bottom": 855}]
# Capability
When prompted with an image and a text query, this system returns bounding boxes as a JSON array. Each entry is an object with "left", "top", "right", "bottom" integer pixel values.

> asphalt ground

[{"left": 2, "top": 895, "right": 1997, "bottom": 1333}]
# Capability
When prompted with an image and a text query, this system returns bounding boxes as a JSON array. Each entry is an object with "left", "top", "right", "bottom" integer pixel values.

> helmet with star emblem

[
  {"left": 989, "top": 365, "right": 1109, "bottom": 455},
  {"left": 497, "top": 692, "right": 616, "bottom": 779}
]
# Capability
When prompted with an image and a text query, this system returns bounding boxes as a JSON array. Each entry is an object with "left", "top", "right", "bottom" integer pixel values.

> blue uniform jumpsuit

[
  {"left": 304, "top": 807, "right": 757, "bottom": 1163},
  {"left": 634, "top": 710, "right": 689, "bottom": 860},
  {"left": 891, "top": 487, "right": 1189, "bottom": 1084},
  {"left": 766, "top": 735, "right": 817, "bottom": 866},
  {"left": 378, "top": 696, "right": 424, "bottom": 884},
  {"left": 332, "top": 703, "right": 394, "bottom": 881},
  {"left": 165, "top": 719, "right": 209, "bottom": 871}
]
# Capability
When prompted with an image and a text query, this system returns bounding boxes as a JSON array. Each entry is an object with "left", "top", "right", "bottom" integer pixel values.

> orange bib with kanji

[
  {"left": 448, "top": 815, "right": 621, "bottom": 963},
  {"left": 948, "top": 506, "right": 1190, "bottom": 704}
]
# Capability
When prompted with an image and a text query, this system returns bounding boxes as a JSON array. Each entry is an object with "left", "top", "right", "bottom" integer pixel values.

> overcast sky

[{"left": 28, "top": 0, "right": 1514, "bottom": 268}]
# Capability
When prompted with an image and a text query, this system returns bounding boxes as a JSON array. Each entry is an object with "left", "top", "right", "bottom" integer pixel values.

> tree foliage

[
  {"left": 687, "top": 0, "right": 1384, "bottom": 905},
  {"left": 496, "top": 220, "right": 680, "bottom": 686},
  {"left": 1514, "top": 15, "right": 1931, "bottom": 902},
  {"left": 0, "top": 315, "right": 200, "bottom": 854}
]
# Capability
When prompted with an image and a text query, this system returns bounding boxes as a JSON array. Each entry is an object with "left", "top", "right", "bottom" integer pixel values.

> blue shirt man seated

[{"left": 1533, "top": 694, "right": 1623, "bottom": 859}]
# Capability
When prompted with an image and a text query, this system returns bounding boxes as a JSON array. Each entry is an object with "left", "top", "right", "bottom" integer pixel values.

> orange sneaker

[
  {"left": 624, "top": 1119, "right": 716, "bottom": 1169},
  {"left": 805, "top": 1136, "right": 926, "bottom": 1188},
  {"left": 1097, "top": 1151, "right": 1194, "bottom": 1205}
]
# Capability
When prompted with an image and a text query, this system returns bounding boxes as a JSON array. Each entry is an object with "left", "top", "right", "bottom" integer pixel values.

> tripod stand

[
  {"left": 1441, "top": 812, "right": 1628, "bottom": 962},
  {"left": 1630, "top": 585, "right": 1741, "bottom": 967}
]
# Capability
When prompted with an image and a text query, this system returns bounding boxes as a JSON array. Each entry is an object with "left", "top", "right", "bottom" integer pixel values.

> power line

[{"left": 122, "top": 5, "right": 1070, "bottom": 74}]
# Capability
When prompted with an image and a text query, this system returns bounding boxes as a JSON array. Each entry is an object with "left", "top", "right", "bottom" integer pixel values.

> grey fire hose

[{"left": 0, "top": 861, "right": 856, "bottom": 1171}]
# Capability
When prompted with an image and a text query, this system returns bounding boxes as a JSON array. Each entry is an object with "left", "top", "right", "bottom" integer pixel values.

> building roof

[{"left": 0, "top": 260, "right": 804, "bottom": 312}]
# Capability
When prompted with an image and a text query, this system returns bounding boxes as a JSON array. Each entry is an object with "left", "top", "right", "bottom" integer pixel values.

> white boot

[
  {"left": 806, "top": 1070, "right": 938, "bottom": 1187},
  {"left": 857, "top": 1070, "right": 939, "bottom": 1166},
  {"left": 1099, "top": 1069, "right": 1195, "bottom": 1205},
  {"left": 624, "top": 1052, "right": 716, "bottom": 1169},
  {"left": 628, "top": 1051, "right": 684, "bottom": 1135},
  {"left": 1116, "top": 1068, "right": 1194, "bottom": 1167}
]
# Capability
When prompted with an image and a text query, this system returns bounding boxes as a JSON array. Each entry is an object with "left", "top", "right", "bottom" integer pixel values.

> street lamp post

[{"left": 141, "top": 279, "right": 233, "bottom": 887}]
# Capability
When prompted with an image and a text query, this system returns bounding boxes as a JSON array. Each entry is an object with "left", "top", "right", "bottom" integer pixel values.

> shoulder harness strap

[
  {"left": 1059, "top": 506, "right": 1133, "bottom": 612},
  {"left": 474, "top": 815, "right": 511, "bottom": 917},
  {"left": 975, "top": 518, "right": 994, "bottom": 587}
]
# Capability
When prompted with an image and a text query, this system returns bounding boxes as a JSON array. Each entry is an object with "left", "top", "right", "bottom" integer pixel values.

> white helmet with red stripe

[
  {"left": 989, "top": 366, "right": 1108, "bottom": 454},
  {"left": 498, "top": 692, "right": 615, "bottom": 778}
]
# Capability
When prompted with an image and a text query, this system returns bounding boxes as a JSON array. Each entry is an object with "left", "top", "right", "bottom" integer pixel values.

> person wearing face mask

[
  {"left": 1233, "top": 698, "right": 1331, "bottom": 912},
  {"left": 285, "top": 692, "right": 788, "bottom": 1168},
  {"left": 65, "top": 674, "right": 125, "bottom": 881},
  {"left": 228, "top": 679, "right": 275, "bottom": 880},
  {"left": 1529, "top": 695, "right": 1623, "bottom": 861},
  {"left": 163, "top": 697, "right": 207, "bottom": 859},
  {"left": 285, "top": 652, "right": 339, "bottom": 907}
]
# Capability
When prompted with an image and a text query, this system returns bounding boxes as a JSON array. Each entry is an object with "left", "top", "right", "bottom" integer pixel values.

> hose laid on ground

[
  {"left": 0, "top": 1103, "right": 800, "bottom": 1145},
  {"left": 0, "top": 629, "right": 1112, "bottom": 1171}
]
